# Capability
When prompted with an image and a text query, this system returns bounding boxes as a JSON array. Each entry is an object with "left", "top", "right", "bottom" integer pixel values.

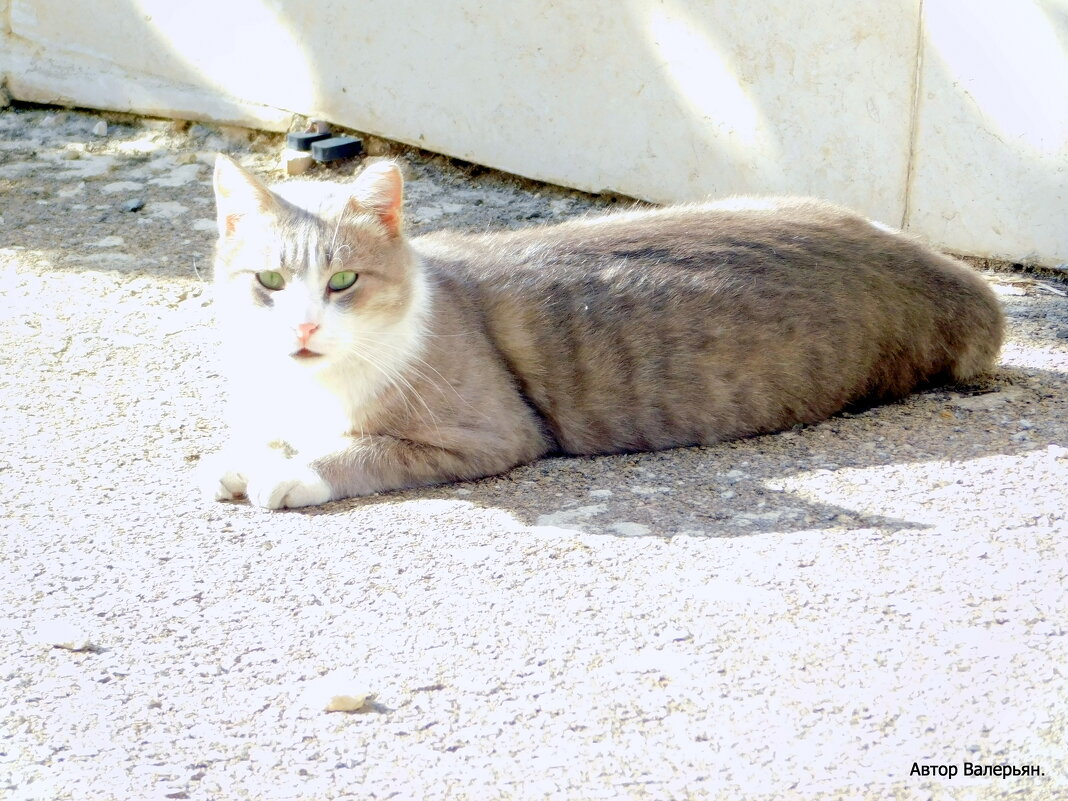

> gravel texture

[{"left": 1, "top": 105, "right": 1067, "bottom": 800}]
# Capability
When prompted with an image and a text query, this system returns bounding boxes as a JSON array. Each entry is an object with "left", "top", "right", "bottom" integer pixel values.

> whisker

[
  {"left": 343, "top": 342, "right": 445, "bottom": 434},
  {"left": 350, "top": 333, "right": 485, "bottom": 419}
]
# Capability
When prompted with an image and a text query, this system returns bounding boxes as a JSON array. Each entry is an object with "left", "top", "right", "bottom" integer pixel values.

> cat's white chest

[{"left": 224, "top": 358, "right": 352, "bottom": 452}]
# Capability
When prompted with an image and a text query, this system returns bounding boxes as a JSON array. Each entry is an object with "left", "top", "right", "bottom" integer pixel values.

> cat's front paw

[
  {"left": 246, "top": 467, "right": 333, "bottom": 510},
  {"left": 198, "top": 453, "right": 249, "bottom": 502}
]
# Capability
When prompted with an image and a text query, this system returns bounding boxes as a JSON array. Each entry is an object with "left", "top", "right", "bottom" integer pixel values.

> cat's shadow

[{"left": 315, "top": 366, "right": 1064, "bottom": 539}]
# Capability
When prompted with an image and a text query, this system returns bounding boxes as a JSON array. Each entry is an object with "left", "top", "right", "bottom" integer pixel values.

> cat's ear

[
  {"left": 348, "top": 161, "right": 404, "bottom": 237},
  {"left": 213, "top": 155, "right": 278, "bottom": 238}
]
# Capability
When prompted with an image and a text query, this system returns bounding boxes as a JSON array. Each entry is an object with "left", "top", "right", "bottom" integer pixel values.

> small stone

[
  {"left": 33, "top": 620, "right": 95, "bottom": 651},
  {"left": 145, "top": 201, "right": 189, "bottom": 219},
  {"left": 364, "top": 136, "right": 392, "bottom": 157},
  {"left": 218, "top": 125, "right": 252, "bottom": 144},
  {"left": 148, "top": 163, "right": 203, "bottom": 187},
  {"left": 57, "top": 183, "right": 85, "bottom": 198},
  {"left": 324, "top": 692, "right": 372, "bottom": 713},
  {"left": 91, "top": 235, "right": 125, "bottom": 248},
  {"left": 282, "top": 149, "right": 314, "bottom": 176},
  {"left": 121, "top": 198, "right": 146, "bottom": 213},
  {"left": 92, "top": 120, "right": 108, "bottom": 137},
  {"left": 60, "top": 150, "right": 82, "bottom": 161},
  {"left": 299, "top": 670, "right": 374, "bottom": 713},
  {"left": 140, "top": 118, "right": 174, "bottom": 131},
  {"left": 952, "top": 387, "right": 1025, "bottom": 411},
  {"left": 102, "top": 181, "right": 146, "bottom": 194},
  {"left": 610, "top": 521, "right": 651, "bottom": 537},
  {"left": 172, "top": 152, "right": 197, "bottom": 166},
  {"left": 415, "top": 205, "right": 444, "bottom": 222}
]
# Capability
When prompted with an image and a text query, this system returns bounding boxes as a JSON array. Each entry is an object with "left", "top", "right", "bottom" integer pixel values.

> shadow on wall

[
  {"left": 13, "top": 0, "right": 1067, "bottom": 258},
  {"left": 5, "top": 0, "right": 314, "bottom": 127},
  {"left": 925, "top": 2, "right": 1068, "bottom": 158},
  {"left": 101, "top": 0, "right": 916, "bottom": 215},
  {"left": 909, "top": 0, "right": 1068, "bottom": 262}
]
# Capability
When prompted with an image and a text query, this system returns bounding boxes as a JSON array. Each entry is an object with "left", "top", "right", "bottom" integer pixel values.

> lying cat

[{"left": 202, "top": 155, "right": 1003, "bottom": 509}]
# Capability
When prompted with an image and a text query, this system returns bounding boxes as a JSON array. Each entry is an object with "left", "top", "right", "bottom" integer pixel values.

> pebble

[
  {"left": 951, "top": 387, "right": 1025, "bottom": 411},
  {"left": 92, "top": 120, "right": 108, "bottom": 137},
  {"left": 282, "top": 149, "right": 314, "bottom": 176},
  {"left": 91, "top": 235, "right": 126, "bottom": 248},
  {"left": 146, "top": 201, "right": 190, "bottom": 219},
  {"left": 102, "top": 181, "right": 146, "bottom": 194},
  {"left": 59, "top": 150, "right": 82, "bottom": 161},
  {"left": 218, "top": 125, "right": 252, "bottom": 144},
  {"left": 172, "top": 152, "right": 198, "bottom": 166},
  {"left": 324, "top": 692, "right": 372, "bottom": 713},
  {"left": 610, "top": 521, "right": 652, "bottom": 537},
  {"left": 57, "top": 183, "right": 85, "bottom": 198},
  {"left": 149, "top": 163, "right": 203, "bottom": 187},
  {"left": 33, "top": 619, "right": 95, "bottom": 651},
  {"left": 299, "top": 670, "right": 374, "bottom": 713},
  {"left": 122, "top": 198, "right": 146, "bottom": 213},
  {"left": 535, "top": 504, "right": 606, "bottom": 527},
  {"left": 415, "top": 206, "right": 444, "bottom": 222}
]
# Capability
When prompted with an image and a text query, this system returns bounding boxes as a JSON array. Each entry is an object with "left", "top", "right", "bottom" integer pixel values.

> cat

[{"left": 202, "top": 155, "right": 1004, "bottom": 509}]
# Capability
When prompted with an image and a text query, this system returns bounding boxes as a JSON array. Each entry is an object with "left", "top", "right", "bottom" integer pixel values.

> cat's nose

[{"left": 296, "top": 322, "right": 319, "bottom": 347}]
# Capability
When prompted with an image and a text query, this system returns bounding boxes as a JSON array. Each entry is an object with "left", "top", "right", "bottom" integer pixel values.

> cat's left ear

[
  {"left": 348, "top": 160, "right": 404, "bottom": 238},
  {"left": 213, "top": 154, "right": 278, "bottom": 238}
]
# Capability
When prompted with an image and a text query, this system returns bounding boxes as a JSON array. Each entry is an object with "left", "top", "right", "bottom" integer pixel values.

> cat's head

[{"left": 211, "top": 155, "right": 425, "bottom": 378}]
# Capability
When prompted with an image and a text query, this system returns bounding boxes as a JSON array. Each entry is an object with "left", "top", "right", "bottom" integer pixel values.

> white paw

[
  {"left": 247, "top": 467, "right": 333, "bottom": 510},
  {"left": 216, "top": 470, "right": 248, "bottom": 501},
  {"left": 197, "top": 453, "right": 249, "bottom": 502}
]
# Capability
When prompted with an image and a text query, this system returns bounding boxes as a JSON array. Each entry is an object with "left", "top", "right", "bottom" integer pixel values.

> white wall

[{"left": 2, "top": 0, "right": 1066, "bottom": 265}]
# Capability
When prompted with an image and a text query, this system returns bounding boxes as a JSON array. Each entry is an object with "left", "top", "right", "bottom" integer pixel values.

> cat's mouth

[{"left": 291, "top": 348, "right": 324, "bottom": 360}]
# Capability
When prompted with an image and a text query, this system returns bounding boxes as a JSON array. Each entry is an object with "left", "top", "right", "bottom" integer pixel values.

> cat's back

[
  {"left": 412, "top": 199, "right": 1003, "bottom": 455},
  {"left": 416, "top": 197, "right": 896, "bottom": 283}
]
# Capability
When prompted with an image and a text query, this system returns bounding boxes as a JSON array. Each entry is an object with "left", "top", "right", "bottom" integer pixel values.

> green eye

[
  {"left": 256, "top": 271, "right": 285, "bottom": 291},
  {"left": 328, "top": 271, "right": 358, "bottom": 292}
]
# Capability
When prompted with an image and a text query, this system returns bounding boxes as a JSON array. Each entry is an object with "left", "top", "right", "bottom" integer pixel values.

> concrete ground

[{"left": 1, "top": 105, "right": 1066, "bottom": 800}]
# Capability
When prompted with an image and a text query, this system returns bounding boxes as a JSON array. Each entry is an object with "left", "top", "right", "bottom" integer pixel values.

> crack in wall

[{"left": 902, "top": 0, "right": 926, "bottom": 231}]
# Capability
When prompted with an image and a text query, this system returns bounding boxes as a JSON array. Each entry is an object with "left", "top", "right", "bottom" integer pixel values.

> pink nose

[{"left": 296, "top": 322, "right": 319, "bottom": 347}]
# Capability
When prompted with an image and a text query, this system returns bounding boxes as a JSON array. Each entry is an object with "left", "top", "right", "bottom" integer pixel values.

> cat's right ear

[
  {"left": 213, "top": 155, "right": 278, "bottom": 238},
  {"left": 348, "top": 160, "right": 405, "bottom": 238}
]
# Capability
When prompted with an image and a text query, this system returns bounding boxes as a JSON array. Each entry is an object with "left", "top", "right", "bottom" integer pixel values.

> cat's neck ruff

[{"left": 316, "top": 261, "right": 432, "bottom": 432}]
